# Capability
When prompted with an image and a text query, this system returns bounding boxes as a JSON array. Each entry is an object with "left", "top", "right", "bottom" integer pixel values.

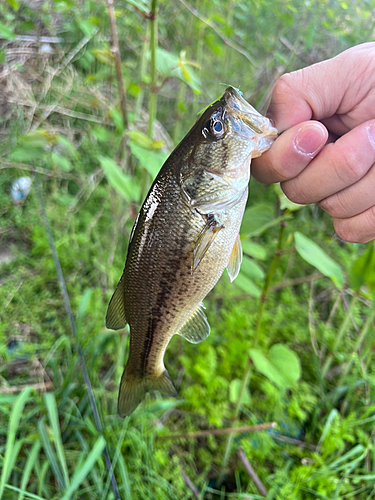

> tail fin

[{"left": 118, "top": 367, "right": 178, "bottom": 417}]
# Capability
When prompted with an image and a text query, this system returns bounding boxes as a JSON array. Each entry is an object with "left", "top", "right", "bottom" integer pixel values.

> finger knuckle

[
  {"left": 334, "top": 206, "right": 375, "bottom": 243},
  {"left": 272, "top": 73, "right": 296, "bottom": 102},
  {"left": 333, "top": 219, "right": 357, "bottom": 243},
  {"left": 319, "top": 193, "right": 350, "bottom": 218},
  {"left": 281, "top": 179, "right": 309, "bottom": 204},
  {"left": 332, "top": 147, "right": 366, "bottom": 185}
]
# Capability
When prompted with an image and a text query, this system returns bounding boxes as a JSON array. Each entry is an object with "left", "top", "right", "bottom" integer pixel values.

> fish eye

[
  {"left": 201, "top": 108, "right": 226, "bottom": 140},
  {"left": 210, "top": 118, "right": 225, "bottom": 138},
  {"left": 212, "top": 120, "right": 223, "bottom": 134}
]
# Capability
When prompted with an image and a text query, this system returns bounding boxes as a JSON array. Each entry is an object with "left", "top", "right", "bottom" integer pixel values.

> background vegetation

[{"left": 1, "top": 0, "right": 375, "bottom": 498}]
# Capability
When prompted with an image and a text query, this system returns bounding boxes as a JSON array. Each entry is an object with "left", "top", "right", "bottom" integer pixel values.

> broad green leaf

[
  {"left": 11, "top": 147, "right": 48, "bottom": 162},
  {"left": 125, "top": 0, "right": 149, "bottom": 13},
  {"left": 241, "top": 203, "right": 275, "bottom": 236},
  {"left": 109, "top": 108, "right": 124, "bottom": 133},
  {"left": 79, "top": 19, "right": 97, "bottom": 37},
  {"left": 156, "top": 48, "right": 179, "bottom": 76},
  {"left": 20, "top": 130, "right": 56, "bottom": 147},
  {"left": 241, "top": 240, "right": 267, "bottom": 260},
  {"left": 240, "top": 255, "right": 265, "bottom": 281},
  {"left": 91, "top": 48, "right": 114, "bottom": 65},
  {"left": 249, "top": 344, "right": 301, "bottom": 389},
  {"left": 0, "top": 386, "right": 34, "bottom": 499},
  {"left": 92, "top": 127, "right": 111, "bottom": 143},
  {"left": 274, "top": 183, "right": 304, "bottom": 212},
  {"left": 0, "top": 22, "right": 15, "bottom": 40},
  {"left": 51, "top": 154, "right": 72, "bottom": 172},
  {"left": 126, "top": 130, "right": 163, "bottom": 150},
  {"left": 129, "top": 143, "right": 168, "bottom": 179},
  {"left": 204, "top": 33, "right": 224, "bottom": 56},
  {"left": 233, "top": 273, "right": 261, "bottom": 297},
  {"left": 294, "top": 231, "right": 343, "bottom": 289},
  {"left": 349, "top": 244, "right": 375, "bottom": 292},
  {"left": 171, "top": 65, "right": 201, "bottom": 93},
  {"left": 99, "top": 156, "right": 140, "bottom": 202},
  {"left": 56, "top": 136, "right": 79, "bottom": 158},
  {"left": 229, "top": 378, "right": 250, "bottom": 405}
]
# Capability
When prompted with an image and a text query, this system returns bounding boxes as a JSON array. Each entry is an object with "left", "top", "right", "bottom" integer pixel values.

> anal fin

[
  {"left": 226, "top": 234, "right": 242, "bottom": 282},
  {"left": 106, "top": 277, "right": 128, "bottom": 330},
  {"left": 176, "top": 303, "right": 210, "bottom": 344}
]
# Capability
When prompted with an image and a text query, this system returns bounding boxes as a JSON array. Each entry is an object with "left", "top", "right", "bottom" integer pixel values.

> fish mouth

[{"left": 223, "top": 86, "right": 278, "bottom": 153}]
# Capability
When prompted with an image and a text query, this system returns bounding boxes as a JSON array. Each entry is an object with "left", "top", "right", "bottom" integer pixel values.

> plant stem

[
  {"left": 106, "top": 0, "right": 128, "bottom": 130},
  {"left": 254, "top": 220, "right": 287, "bottom": 342},
  {"left": 147, "top": 0, "right": 158, "bottom": 138},
  {"left": 172, "top": 80, "right": 186, "bottom": 145},
  {"left": 321, "top": 294, "right": 359, "bottom": 378},
  {"left": 192, "top": 20, "right": 204, "bottom": 117},
  {"left": 217, "top": 219, "right": 286, "bottom": 487},
  {"left": 134, "top": 25, "right": 150, "bottom": 122}
]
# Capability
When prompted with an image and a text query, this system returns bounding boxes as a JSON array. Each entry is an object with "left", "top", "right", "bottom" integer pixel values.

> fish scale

[{"left": 106, "top": 87, "right": 278, "bottom": 417}]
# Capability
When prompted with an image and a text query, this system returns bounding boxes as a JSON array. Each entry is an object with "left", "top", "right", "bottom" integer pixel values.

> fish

[{"left": 106, "top": 87, "right": 277, "bottom": 417}]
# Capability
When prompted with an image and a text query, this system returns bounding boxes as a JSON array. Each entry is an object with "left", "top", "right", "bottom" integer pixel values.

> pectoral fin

[
  {"left": 226, "top": 234, "right": 243, "bottom": 282},
  {"left": 192, "top": 215, "right": 223, "bottom": 273},
  {"left": 176, "top": 303, "right": 210, "bottom": 344},
  {"left": 106, "top": 277, "right": 128, "bottom": 330}
]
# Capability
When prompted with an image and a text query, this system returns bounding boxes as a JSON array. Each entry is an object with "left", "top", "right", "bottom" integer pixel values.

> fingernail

[
  {"left": 367, "top": 122, "right": 375, "bottom": 150},
  {"left": 294, "top": 124, "right": 326, "bottom": 156}
]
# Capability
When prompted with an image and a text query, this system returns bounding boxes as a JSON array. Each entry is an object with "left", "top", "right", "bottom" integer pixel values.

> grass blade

[
  {"left": 61, "top": 436, "right": 106, "bottom": 500},
  {"left": 0, "top": 386, "right": 34, "bottom": 499},
  {"left": 316, "top": 409, "right": 338, "bottom": 452},
  {"left": 37, "top": 418, "right": 66, "bottom": 490},
  {"left": 44, "top": 393, "right": 70, "bottom": 489},
  {"left": 35, "top": 173, "right": 121, "bottom": 500},
  {"left": 18, "top": 440, "right": 41, "bottom": 500},
  {"left": 5, "top": 484, "right": 47, "bottom": 500}
]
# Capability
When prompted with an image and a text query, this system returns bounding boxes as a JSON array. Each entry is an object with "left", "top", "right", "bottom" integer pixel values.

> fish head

[
  {"left": 221, "top": 86, "right": 278, "bottom": 157},
  {"left": 177, "top": 87, "right": 278, "bottom": 212},
  {"left": 189, "top": 87, "right": 278, "bottom": 177}
]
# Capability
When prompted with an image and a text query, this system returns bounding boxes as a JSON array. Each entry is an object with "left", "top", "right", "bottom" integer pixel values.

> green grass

[
  {"left": 2, "top": 173, "right": 375, "bottom": 498},
  {"left": 1, "top": 0, "right": 375, "bottom": 498}
]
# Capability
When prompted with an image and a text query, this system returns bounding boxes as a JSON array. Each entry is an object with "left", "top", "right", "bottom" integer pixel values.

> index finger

[{"left": 268, "top": 43, "right": 375, "bottom": 132}]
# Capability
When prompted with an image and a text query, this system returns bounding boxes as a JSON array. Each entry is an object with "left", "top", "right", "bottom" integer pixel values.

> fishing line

[{"left": 35, "top": 175, "right": 121, "bottom": 500}]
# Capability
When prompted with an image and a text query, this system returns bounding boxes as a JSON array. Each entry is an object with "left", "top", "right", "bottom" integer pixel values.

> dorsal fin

[
  {"left": 226, "top": 234, "right": 242, "bottom": 282},
  {"left": 176, "top": 303, "right": 210, "bottom": 344},
  {"left": 106, "top": 277, "right": 128, "bottom": 330}
]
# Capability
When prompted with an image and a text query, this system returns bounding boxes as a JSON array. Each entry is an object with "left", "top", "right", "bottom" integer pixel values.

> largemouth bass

[{"left": 106, "top": 87, "right": 277, "bottom": 417}]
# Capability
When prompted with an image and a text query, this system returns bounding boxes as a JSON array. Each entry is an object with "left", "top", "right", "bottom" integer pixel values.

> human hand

[{"left": 252, "top": 43, "right": 375, "bottom": 243}]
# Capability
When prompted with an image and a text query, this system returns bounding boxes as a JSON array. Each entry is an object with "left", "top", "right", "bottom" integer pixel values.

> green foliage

[
  {"left": 1, "top": 0, "right": 375, "bottom": 498},
  {"left": 294, "top": 231, "right": 344, "bottom": 289},
  {"left": 249, "top": 343, "right": 301, "bottom": 390}
]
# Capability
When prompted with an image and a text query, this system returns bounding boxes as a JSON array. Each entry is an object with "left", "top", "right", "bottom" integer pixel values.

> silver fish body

[{"left": 106, "top": 87, "right": 277, "bottom": 416}]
